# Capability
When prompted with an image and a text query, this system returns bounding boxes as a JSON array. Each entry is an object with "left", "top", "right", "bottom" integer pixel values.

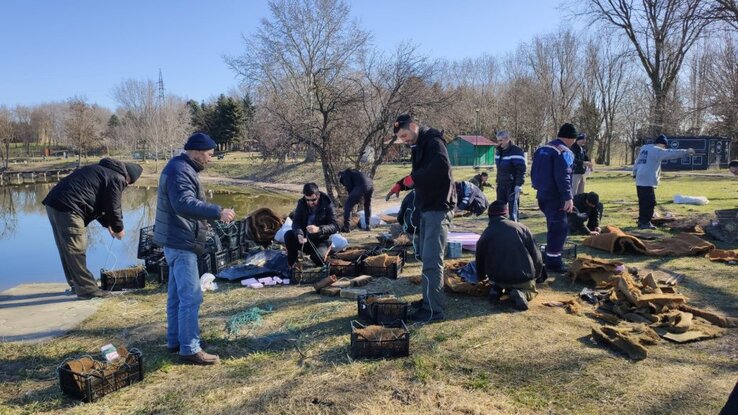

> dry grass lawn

[{"left": 1, "top": 160, "right": 737, "bottom": 415}]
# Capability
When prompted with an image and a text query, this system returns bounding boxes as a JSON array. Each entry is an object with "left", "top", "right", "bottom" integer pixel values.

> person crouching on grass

[
  {"left": 475, "top": 200, "right": 544, "bottom": 311},
  {"left": 284, "top": 183, "right": 339, "bottom": 270}
]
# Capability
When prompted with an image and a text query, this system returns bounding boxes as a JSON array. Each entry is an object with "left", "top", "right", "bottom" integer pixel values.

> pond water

[{"left": 0, "top": 183, "right": 296, "bottom": 291}]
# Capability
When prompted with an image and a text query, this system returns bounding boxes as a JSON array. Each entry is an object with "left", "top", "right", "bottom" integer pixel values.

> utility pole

[{"left": 475, "top": 108, "right": 480, "bottom": 168}]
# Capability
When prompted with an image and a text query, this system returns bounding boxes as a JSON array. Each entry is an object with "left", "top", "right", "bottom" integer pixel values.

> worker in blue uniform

[
  {"left": 530, "top": 123, "right": 578, "bottom": 273},
  {"left": 494, "top": 130, "right": 526, "bottom": 222}
]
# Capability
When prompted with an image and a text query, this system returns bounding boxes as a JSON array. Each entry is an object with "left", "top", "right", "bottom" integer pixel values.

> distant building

[
  {"left": 447, "top": 135, "right": 496, "bottom": 167},
  {"left": 654, "top": 136, "right": 732, "bottom": 171}
]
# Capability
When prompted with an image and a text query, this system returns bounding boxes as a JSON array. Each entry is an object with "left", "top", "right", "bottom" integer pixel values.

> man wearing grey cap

[{"left": 154, "top": 132, "right": 236, "bottom": 365}]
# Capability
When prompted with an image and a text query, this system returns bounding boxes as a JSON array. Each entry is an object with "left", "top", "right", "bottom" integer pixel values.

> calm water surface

[{"left": 0, "top": 183, "right": 295, "bottom": 291}]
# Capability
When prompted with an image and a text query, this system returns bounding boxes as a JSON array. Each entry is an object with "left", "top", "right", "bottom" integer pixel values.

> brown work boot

[{"left": 179, "top": 350, "right": 220, "bottom": 365}]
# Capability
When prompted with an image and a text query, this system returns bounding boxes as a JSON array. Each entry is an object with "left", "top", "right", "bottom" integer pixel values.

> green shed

[{"left": 447, "top": 135, "right": 496, "bottom": 166}]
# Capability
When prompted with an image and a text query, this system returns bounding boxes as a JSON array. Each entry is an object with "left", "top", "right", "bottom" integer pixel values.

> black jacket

[
  {"left": 338, "top": 169, "right": 373, "bottom": 193},
  {"left": 469, "top": 174, "right": 492, "bottom": 189},
  {"left": 571, "top": 143, "right": 590, "bottom": 175},
  {"left": 397, "top": 190, "right": 420, "bottom": 233},
  {"left": 42, "top": 158, "right": 128, "bottom": 232},
  {"left": 568, "top": 193, "right": 603, "bottom": 234},
  {"left": 398, "top": 127, "right": 456, "bottom": 212},
  {"left": 495, "top": 143, "right": 526, "bottom": 188},
  {"left": 475, "top": 216, "right": 543, "bottom": 285},
  {"left": 291, "top": 191, "right": 339, "bottom": 241}
]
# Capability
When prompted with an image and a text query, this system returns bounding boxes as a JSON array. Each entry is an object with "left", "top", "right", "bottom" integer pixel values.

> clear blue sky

[{"left": 0, "top": 0, "right": 571, "bottom": 110}]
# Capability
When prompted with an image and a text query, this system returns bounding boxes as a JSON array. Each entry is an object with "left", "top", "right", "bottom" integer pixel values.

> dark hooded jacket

[
  {"left": 398, "top": 127, "right": 456, "bottom": 212},
  {"left": 291, "top": 191, "right": 339, "bottom": 242},
  {"left": 42, "top": 158, "right": 129, "bottom": 232},
  {"left": 153, "top": 154, "right": 222, "bottom": 253},
  {"left": 338, "top": 169, "right": 373, "bottom": 193},
  {"left": 475, "top": 216, "right": 543, "bottom": 285}
]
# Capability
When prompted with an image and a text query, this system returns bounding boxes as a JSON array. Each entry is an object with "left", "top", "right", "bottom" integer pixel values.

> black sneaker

[
  {"left": 363, "top": 225, "right": 372, "bottom": 232},
  {"left": 77, "top": 289, "right": 112, "bottom": 300},
  {"left": 409, "top": 308, "right": 444, "bottom": 323},
  {"left": 509, "top": 289, "right": 529, "bottom": 311},
  {"left": 340, "top": 225, "right": 351, "bottom": 233},
  {"left": 638, "top": 222, "right": 657, "bottom": 230}
]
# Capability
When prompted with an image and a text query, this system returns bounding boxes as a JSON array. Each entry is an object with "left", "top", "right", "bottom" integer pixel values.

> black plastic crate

[
  {"left": 100, "top": 266, "right": 146, "bottom": 291},
  {"left": 159, "top": 263, "right": 169, "bottom": 285},
  {"left": 291, "top": 265, "right": 331, "bottom": 284},
  {"left": 228, "top": 246, "right": 242, "bottom": 263},
  {"left": 198, "top": 253, "right": 213, "bottom": 276},
  {"left": 350, "top": 321, "right": 410, "bottom": 359},
  {"left": 211, "top": 250, "right": 229, "bottom": 273},
  {"left": 58, "top": 349, "right": 144, "bottom": 403},
  {"left": 539, "top": 242, "right": 577, "bottom": 260},
  {"left": 329, "top": 261, "right": 360, "bottom": 278},
  {"left": 357, "top": 292, "right": 408, "bottom": 326},
  {"left": 144, "top": 253, "right": 165, "bottom": 275},
  {"left": 137, "top": 225, "right": 159, "bottom": 259},
  {"left": 360, "top": 252, "right": 404, "bottom": 279}
]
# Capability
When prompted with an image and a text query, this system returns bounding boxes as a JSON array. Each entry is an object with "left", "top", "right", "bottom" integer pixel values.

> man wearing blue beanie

[
  {"left": 154, "top": 132, "right": 235, "bottom": 365},
  {"left": 632, "top": 134, "right": 694, "bottom": 229}
]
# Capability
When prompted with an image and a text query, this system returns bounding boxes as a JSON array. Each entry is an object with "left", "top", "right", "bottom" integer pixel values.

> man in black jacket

[
  {"left": 571, "top": 133, "right": 592, "bottom": 195},
  {"left": 43, "top": 158, "right": 143, "bottom": 300},
  {"left": 475, "top": 200, "right": 543, "bottom": 311},
  {"left": 338, "top": 168, "right": 374, "bottom": 232},
  {"left": 494, "top": 131, "right": 526, "bottom": 221},
  {"left": 469, "top": 172, "right": 493, "bottom": 190},
  {"left": 568, "top": 192, "right": 603, "bottom": 235},
  {"left": 285, "top": 183, "right": 339, "bottom": 268},
  {"left": 386, "top": 114, "right": 456, "bottom": 322}
]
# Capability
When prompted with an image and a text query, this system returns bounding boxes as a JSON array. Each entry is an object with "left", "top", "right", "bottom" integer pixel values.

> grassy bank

[{"left": 1, "top": 156, "right": 737, "bottom": 414}]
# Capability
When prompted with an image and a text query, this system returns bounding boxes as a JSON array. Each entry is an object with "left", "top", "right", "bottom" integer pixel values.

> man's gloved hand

[
  {"left": 563, "top": 199, "right": 574, "bottom": 213},
  {"left": 402, "top": 175, "right": 414, "bottom": 187},
  {"left": 385, "top": 183, "right": 402, "bottom": 201},
  {"left": 514, "top": 185, "right": 522, "bottom": 194}
]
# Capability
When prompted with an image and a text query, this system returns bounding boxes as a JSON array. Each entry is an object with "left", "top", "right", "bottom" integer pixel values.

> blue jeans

[{"left": 164, "top": 247, "right": 203, "bottom": 356}]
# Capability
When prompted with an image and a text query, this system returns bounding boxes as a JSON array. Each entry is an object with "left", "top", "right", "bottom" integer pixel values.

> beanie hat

[
  {"left": 393, "top": 114, "right": 415, "bottom": 134},
  {"left": 184, "top": 133, "right": 217, "bottom": 151},
  {"left": 124, "top": 162, "right": 143, "bottom": 184},
  {"left": 557, "top": 123, "right": 578, "bottom": 139},
  {"left": 654, "top": 134, "right": 668, "bottom": 146},
  {"left": 585, "top": 192, "right": 599, "bottom": 206},
  {"left": 488, "top": 200, "right": 509, "bottom": 217},
  {"left": 576, "top": 133, "right": 587, "bottom": 142}
]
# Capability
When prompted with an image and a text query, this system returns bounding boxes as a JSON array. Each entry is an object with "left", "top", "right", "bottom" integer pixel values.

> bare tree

[
  {"left": 581, "top": 0, "right": 713, "bottom": 136},
  {"left": 703, "top": 34, "right": 738, "bottom": 140},
  {"left": 712, "top": 0, "right": 738, "bottom": 28},
  {"left": 64, "top": 97, "right": 105, "bottom": 166},
  {"left": 227, "top": 0, "right": 370, "bottom": 201},
  {"left": 112, "top": 79, "right": 158, "bottom": 161},
  {"left": 0, "top": 106, "right": 12, "bottom": 169}
]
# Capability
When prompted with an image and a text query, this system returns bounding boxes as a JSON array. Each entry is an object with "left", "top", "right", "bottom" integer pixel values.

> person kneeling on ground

[
  {"left": 285, "top": 183, "right": 339, "bottom": 269},
  {"left": 475, "top": 200, "right": 544, "bottom": 311},
  {"left": 568, "top": 191, "right": 603, "bottom": 235},
  {"left": 455, "top": 181, "right": 489, "bottom": 216}
]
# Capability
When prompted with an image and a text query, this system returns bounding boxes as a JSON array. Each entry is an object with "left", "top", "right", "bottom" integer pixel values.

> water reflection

[{"left": 0, "top": 184, "right": 296, "bottom": 291}]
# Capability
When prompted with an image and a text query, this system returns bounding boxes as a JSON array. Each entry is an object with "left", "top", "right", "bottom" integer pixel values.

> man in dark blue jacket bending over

[
  {"left": 285, "top": 183, "right": 339, "bottom": 268},
  {"left": 338, "top": 168, "right": 373, "bottom": 232},
  {"left": 386, "top": 114, "right": 456, "bottom": 322},
  {"left": 530, "top": 123, "right": 578, "bottom": 273},
  {"left": 155, "top": 133, "right": 235, "bottom": 366}
]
